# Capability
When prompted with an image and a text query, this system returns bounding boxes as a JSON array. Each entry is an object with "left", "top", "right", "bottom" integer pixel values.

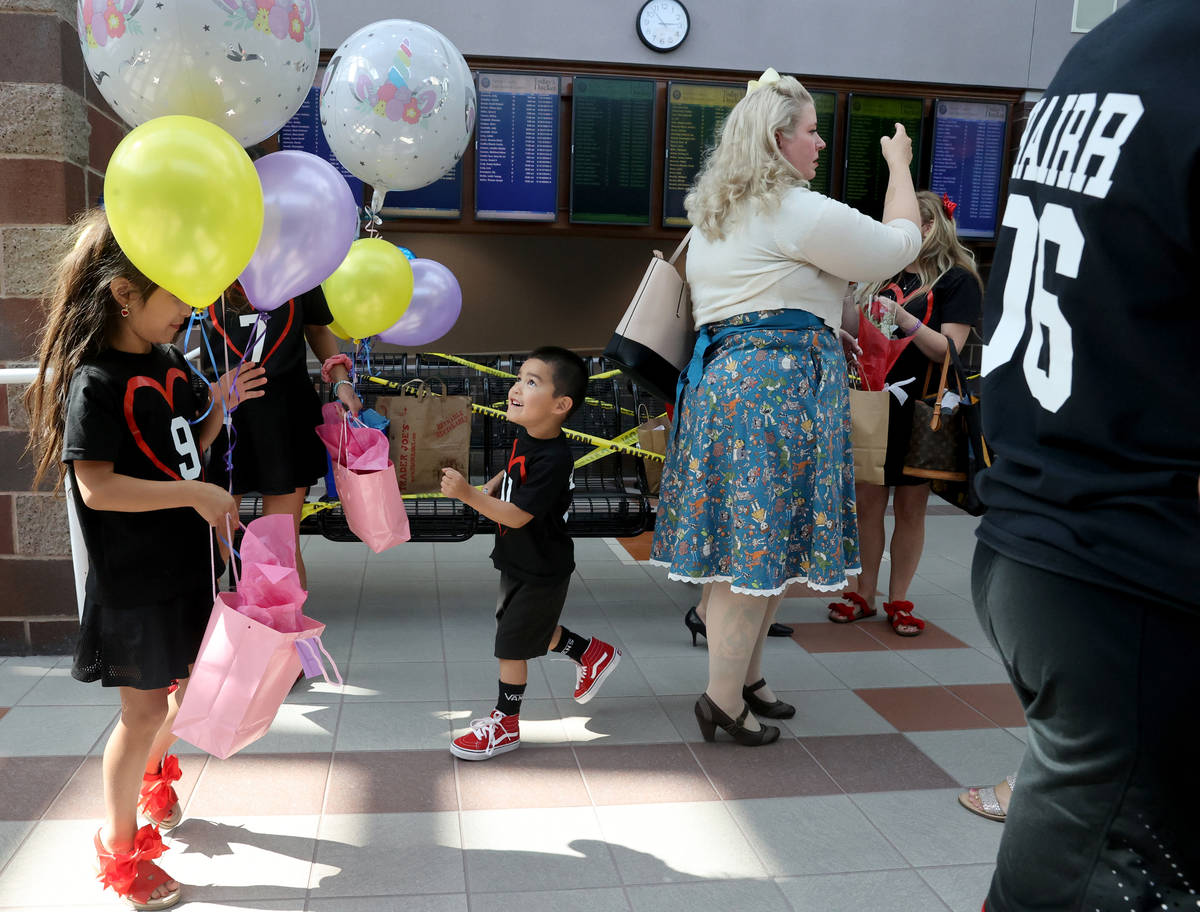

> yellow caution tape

[
  {"left": 364, "top": 375, "right": 664, "bottom": 462},
  {"left": 422, "top": 352, "right": 628, "bottom": 383}
]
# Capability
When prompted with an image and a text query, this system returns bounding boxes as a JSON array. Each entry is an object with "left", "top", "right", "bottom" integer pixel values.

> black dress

[
  {"left": 64, "top": 345, "right": 221, "bottom": 689},
  {"left": 202, "top": 288, "right": 334, "bottom": 496},
  {"left": 877, "top": 266, "right": 981, "bottom": 486}
]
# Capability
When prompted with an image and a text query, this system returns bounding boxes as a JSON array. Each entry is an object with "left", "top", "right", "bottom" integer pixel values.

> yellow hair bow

[{"left": 747, "top": 67, "right": 781, "bottom": 93}]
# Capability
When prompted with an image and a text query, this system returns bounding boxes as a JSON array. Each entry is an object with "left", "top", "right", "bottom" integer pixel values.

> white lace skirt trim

[{"left": 647, "top": 560, "right": 860, "bottom": 597}]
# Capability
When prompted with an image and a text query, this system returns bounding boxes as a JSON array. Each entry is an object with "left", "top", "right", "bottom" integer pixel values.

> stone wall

[{"left": 0, "top": 2, "right": 126, "bottom": 654}]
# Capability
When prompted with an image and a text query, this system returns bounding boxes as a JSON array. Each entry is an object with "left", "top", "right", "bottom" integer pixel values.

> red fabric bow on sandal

[
  {"left": 95, "top": 824, "right": 180, "bottom": 910},
  {"left": 139, "top": 754, "right": 182, "bottom": 830}
]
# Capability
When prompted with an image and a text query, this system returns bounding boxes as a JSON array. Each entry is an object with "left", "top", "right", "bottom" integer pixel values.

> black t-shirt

[
  {"left": 881, "top": 266, "right": 982, "bottom": 388},
  {"left": 63, "top": 345, "right": 216, "bottom": 605},
  {"left": 201, "top": 286, "right": 333, "bottom": 385},
  {"left": 490, "top": 429, "right": 575, "bottom": 582},
  {"left": 976, "top": 0, "right": 1200, "bottom": 612}
]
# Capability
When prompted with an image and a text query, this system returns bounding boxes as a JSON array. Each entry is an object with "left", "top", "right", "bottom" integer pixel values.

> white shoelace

[{"left": 467, "top": 712, "right": 513, "bottom": 757}]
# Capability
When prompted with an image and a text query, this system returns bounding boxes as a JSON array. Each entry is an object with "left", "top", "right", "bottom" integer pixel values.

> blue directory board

[
  {"left": 475, "top": 72, "right": 560, "bottom": 221},
  {"left": 380, "top": 162, "right": 463, "bottom": 219},
  {"left": 929, "top": 99, "right": 1008, "bottom": 238},
  {"left": 278, "top": 85, "right": 363, "bottom": 203}
]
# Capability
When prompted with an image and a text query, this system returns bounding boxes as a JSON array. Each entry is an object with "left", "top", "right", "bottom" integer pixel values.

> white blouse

[{"left": 686, "top": 187, "right": 922, "bottom": 331}]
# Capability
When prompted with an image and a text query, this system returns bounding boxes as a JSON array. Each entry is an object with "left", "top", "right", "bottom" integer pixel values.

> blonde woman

[
  {"left": 650, "top": 69, "right": 922, "bottom": 745},
  {"left": 827, "top": 191, "right": 983, "bottom": 636}
]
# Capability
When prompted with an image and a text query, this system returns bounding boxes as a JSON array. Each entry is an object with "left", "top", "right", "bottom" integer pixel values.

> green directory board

[
  {"left": 809, "top": 90, "right": 837, "bottom": 197},
  {"left": 842, "top": 94, "right": 925, "bottom": 218},
  {"left": 662, "top": 81, "right": 746, "bottom": 227},
  {"left": 570, "top": 76, "right": 656, "bottom": 225}
]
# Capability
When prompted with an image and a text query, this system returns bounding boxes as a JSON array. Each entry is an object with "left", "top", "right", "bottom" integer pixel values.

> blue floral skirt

[{"left": 649, "top": 312, "right": 861, "bottom": 596}]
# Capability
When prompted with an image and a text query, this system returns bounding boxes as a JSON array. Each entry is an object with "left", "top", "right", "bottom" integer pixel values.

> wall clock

[{"left": 637, "top": 0, "right": 690, "bottom": 53}]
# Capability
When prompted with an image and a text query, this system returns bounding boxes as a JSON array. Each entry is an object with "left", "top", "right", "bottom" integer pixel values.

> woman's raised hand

[{"left": 880, "top": 123, "right": 913, "bottom": 169}]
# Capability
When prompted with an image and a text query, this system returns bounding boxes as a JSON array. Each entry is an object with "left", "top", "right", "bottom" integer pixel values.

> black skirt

[
  {"left": 72, "top": 587, "right": 216, "bottom": 690},
  {"left": 207, "top": 369, "right": 328, "bottom": 496}
]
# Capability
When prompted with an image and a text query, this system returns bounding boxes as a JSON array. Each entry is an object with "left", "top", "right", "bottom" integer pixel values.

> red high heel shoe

[
  {"left": 94, "top": 824, "right": 181, "bottom": 910},
  {"left": 138, "top": 755, "right": 182, "bottom": 831}
]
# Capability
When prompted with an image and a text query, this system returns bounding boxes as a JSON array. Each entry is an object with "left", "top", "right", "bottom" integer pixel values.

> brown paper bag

[
  {"left": 849, "top": 388, "right": 889, "bottom": 486},
  {"left": 635, "top": 405, "right": 670, "bottom": 494},
  {"left": 375, "top": 380, "right": 472, "bottom": 494}
]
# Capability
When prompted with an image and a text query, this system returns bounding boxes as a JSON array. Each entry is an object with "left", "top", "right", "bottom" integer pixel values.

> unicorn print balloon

[{"left": 320, "top": 19, "right": 476, "bottom": 194}]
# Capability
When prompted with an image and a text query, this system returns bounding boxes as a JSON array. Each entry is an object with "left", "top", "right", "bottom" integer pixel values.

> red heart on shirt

[
  {"left": 210, "top": 298, "right": 294, "bottom": 367},
  {"left": 123, "top": 367, "right": 191, "bottom": 480}
]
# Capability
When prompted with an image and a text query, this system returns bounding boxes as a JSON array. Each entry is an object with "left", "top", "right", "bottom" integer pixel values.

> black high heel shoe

[
  {"left": 684, "top": 606, "right": 793, "bottom": 646},
  {"left": 742, "top": 678, "right": 796, "bottom": 719},
  {"left": 693, "top": 693, "right": 780, "bottom": 746}
]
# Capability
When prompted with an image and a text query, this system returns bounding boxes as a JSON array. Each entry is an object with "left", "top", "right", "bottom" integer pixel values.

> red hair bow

[{"left": 941, "top": 193, "right": 957, "bottom": 220}]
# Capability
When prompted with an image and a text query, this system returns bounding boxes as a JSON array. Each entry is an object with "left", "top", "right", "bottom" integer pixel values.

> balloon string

[
  {"left": 183, "top": 310, "right": 217, "bottom": 426},
  {"left": 361, "top": 205, "right": 382, "bottom": 238}
]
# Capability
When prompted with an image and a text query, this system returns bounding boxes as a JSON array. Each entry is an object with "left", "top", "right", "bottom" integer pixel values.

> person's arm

[
  {"left": 306, "top": 324, "right": 363, "bottom": 416},
  {"left": 480, "top": 470, "right": 505, "bottom": 497},
  {"left": 195, "top": 364, "right": 267, "bottom": 450},
  {"left": 880, "top": 123, "right": 920, "bottom": 228},
  {"left": 889, "top": 312, "right": 971, "bottom": 361},
  {"left": 440, "top": 467, "right": 533, "bottom": 528},
  {"left": 73, "top": 460, "right": 237, "bottom": 527}
]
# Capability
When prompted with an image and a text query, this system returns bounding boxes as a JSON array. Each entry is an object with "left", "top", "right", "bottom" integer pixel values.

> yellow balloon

[
  {"left": 104, "top": 115, "right": 264, "bottom": 310},
  {"left": 322, "top": 238, "right": 414, "bottom": 339},
  {"left": 327, "top": 318, "right": 351, "bottom": 341}
]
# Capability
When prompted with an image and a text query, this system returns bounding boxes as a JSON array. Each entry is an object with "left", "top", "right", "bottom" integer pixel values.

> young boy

[{"left": 440, "top": 346, "right": 621, "bottom": 760}]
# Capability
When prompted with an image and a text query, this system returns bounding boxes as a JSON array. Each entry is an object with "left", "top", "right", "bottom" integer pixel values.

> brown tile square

[
  {"left": 0, "top": 756, "right": 82, "bottom": 820},
  {"left": 616, "top": 533, "right": 652, "bottom": 562},
  {"left": 692, "top": 739, "right": 841, "bottom": 800},
  {"left": 457, "top": 747, "right": 590, "bottom": 810},
  {"left": 575, "top": 743, "right": 716, "bottom": 805},
  {"left": 799, "top": 733, "right": 958, "bottom": 792},
  {"left": 186, "top": 753, "right": 330, "bottom": 816},
  {"left": 0, "top": 558, "right": 76, "bottom": 620},
  {"left": 88, "top": 107, "right": 126, "bottom": 173},
  {"left": 861, "top": 621, "right": 968, "bottom": 651},
  {"left": 0, "top": 301, "right": 42, "bottom": 363},
  {"left": 0, "top": 158, "right": 86, "bottom": 225},
  {"left": 325, "top": 750, "right": 457, "bottom": 814},
  {"left": 786, "top": 621, "right": 887, "bottom": 653},
  {"left": 45, "top": 754, "right": 206, "bottom": 820},
  {"left": 854, "top": 686, "right": 995, "bottom": 732},
  {"left": 949, "top": 684, "right": 1027, "bottom": 728}
]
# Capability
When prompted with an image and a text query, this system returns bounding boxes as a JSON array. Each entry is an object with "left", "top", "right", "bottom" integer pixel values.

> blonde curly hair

[{"left": 684, "top": 75, "right": 815, "bottom": 241}]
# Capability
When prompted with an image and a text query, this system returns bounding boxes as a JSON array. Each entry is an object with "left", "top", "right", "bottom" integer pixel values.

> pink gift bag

[
  {"left": 171, "top": 592, "right": 331, "bottom": 759},
  {"left": 318, "top": 403, "right": 410, "bottom": 553},
  {"left": 172, "top": 514, "right": 341, "bottom": 759}
]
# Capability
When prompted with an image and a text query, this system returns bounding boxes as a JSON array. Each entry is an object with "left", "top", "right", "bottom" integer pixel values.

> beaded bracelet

[
  {"left": 331, "top": 379, "right": 354, "bottom": 399},
  {"left": 321, "top": 353, "right": 353, "bottom": 383}
]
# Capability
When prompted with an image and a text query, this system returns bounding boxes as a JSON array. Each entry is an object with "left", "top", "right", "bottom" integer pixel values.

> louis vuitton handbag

[{"left": 603, "top": 229, "right": 696, "bottom": 401}]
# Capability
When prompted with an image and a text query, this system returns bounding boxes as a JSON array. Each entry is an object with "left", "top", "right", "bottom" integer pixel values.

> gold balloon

[
  {"left": 104, "top": 115, "right": 264, "bottom": 310},
  {"left": 321, "top": 238, "right": 414, "bottom": 339}
]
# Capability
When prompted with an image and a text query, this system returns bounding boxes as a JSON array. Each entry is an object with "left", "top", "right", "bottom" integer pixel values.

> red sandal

[
  {"left": 94, "top": 824, "right": 181, "bottom": 910},
  {"left": 827, "top": 591, "right": 877, "bottom": 624},
  {"left": 138, "top": 755, "right": 182, "bottom": 831},
  {"left": 883, "top": 600, "right": 926, "bottom": 637}
]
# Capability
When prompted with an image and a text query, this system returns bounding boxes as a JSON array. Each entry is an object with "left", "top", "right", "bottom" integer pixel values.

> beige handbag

[{"left": 603, "top": 229, "right": 696, "bottom": 401}]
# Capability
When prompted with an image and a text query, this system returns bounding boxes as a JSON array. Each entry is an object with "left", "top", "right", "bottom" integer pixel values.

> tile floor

[{"left": 0, "top": 512, "right": 1019, "bottom": 911}]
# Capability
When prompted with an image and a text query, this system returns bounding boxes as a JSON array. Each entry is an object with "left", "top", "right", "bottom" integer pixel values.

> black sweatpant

[{"left": 972, "top": 541, "right": 1200, "bottom": 912}]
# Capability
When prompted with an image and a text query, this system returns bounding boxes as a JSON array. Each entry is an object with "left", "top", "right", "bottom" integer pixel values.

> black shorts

[
  {"left": 494, "top": 572, "right": 571, "bottom": 660},
  {"left": 972, "top": 541, "right": 1200, "bottom": 911}
]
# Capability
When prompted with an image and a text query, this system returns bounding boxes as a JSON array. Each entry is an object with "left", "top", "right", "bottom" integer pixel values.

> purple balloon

[
  {"left": 376, "top": 258, "right": 463, "bottom": 346},
  {"left": 239, "top": 151, "right": 358, "bottom": 313}
]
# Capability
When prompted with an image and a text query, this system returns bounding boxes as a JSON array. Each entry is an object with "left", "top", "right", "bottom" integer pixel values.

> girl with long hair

[
  {"left": 827, "top": 190, "right": 983, "bottom": 636},
  {"left": 23, "top": 208, "right": 264, "bottom": 909}
]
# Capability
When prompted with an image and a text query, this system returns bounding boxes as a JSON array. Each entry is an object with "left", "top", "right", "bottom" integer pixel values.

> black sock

[
  {"left": 496, "top": 680, "right": 526, "bottom": 717},
  {"left": 552, "top": 627, "right": 589, "bottom": 663}
]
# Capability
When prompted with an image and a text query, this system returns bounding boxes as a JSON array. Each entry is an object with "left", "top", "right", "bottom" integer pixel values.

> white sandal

[{"left": 957, "top": 773, "right": 1016, "bottom": 822}]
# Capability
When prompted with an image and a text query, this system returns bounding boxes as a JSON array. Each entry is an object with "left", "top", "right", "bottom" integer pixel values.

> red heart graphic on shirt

[
  {"left": 123, "top": 367, "right": 191, "bottom": 480},
  {"left": 210, "top": 298, "right": 294, "bottom": 367}
]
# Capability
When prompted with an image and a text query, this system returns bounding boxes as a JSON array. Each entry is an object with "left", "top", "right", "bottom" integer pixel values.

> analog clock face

[{"left": 637, "top": 0, "right": 689, "bottom": 52}]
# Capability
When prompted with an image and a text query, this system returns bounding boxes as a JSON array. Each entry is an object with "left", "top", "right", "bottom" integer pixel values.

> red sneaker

[
  {"left": 573, "top": 637, "right": 621, "bottom": 704},
  {"left": 450, "top": 709, "right": 520, "bottom": 760}
]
